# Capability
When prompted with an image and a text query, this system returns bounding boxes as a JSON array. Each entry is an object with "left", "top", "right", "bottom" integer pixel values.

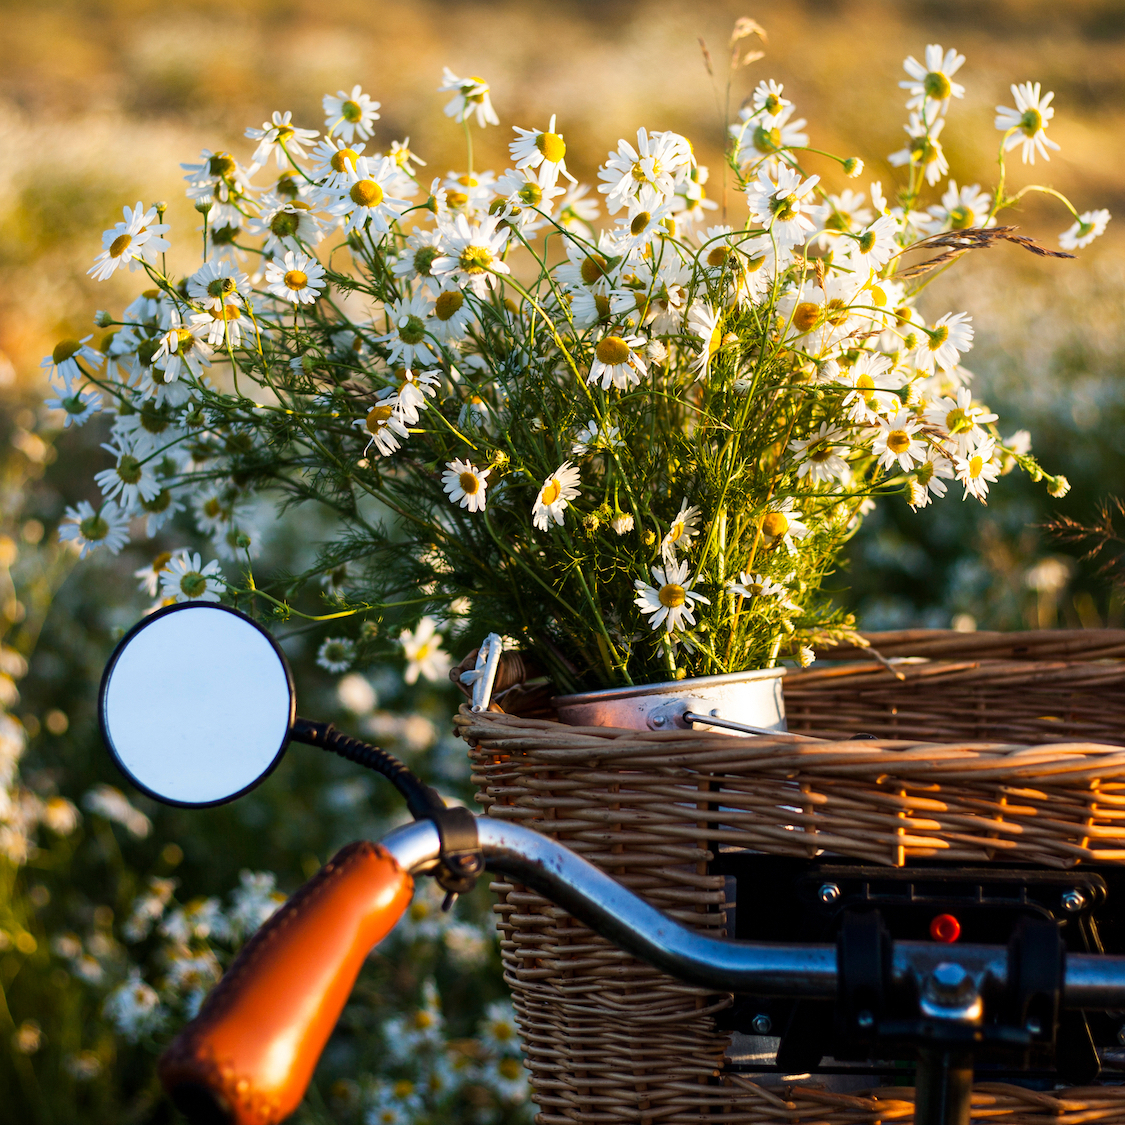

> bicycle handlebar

[{"left": 159, "top": 816, "right": 1125, "bottom": 1125}]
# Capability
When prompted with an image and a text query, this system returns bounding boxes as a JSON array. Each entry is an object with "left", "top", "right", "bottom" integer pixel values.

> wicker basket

[{"left": 460, "top": 629, "right": 1125, "bottom": 1124}]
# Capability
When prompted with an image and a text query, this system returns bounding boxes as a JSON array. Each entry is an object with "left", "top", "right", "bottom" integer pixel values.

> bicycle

[{"left": 99, "top": 602, "right": 1125, "bottom": 1125}]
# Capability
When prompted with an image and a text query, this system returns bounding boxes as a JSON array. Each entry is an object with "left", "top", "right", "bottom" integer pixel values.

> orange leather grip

[{"left": 158, "top": 840, "right": 413, "bottom": 1125}]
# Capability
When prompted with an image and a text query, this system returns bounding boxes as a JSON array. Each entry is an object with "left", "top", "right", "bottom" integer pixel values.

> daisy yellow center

[
  {"left": 630, "top": 211, "right": 651, "bottom": 236},
  {"left": 631, "top": 158, "right": 660, "bottom": 183},
  {"left": 658, "top": 583, "right": 686, "bottom": 608},
  {"left": 856, "top": 373, "right": 876, "bottom": 402},
  {"left": 414, "top": 1010, "right": 435, "bottom": 1029},
  {"left": 393, "top": 1080, "right": 413, "bottom": 1099},
  {"left": 366, "top": 404, "right": 395, "bottom": 432},
  {"left": 540, "top": 479, "right": 562, "bottom": 506},
  {"left": 457, "top": 175, "right": 479, "bottom": 187},
  {"left": 594, "top": 294, "right": 611, "bottom": 319},
  {"left": 917, "top": 461, "right": 935, "bottom": 485},
  {"left": 143, "top": 491, "right": 172, "bottom": 515},
  {"left": 79, "top": 514, "right": 109, "bottom": 541},
  {"left": 707, "top": 246, "right": 730, "bottom": 267},
  {"left": 117, "top": 455, "right": 142, "bottom": 484},
  {"left": 809, "top": 444, "right": 833, "bottom": 463},
  {"left": 209, "top": 153, "right": 236, "bottom": 177},
  {"left": 331, "top": 148, "right": 359, "bottom": 173},
  {"left": 413, "top": 246, "right": 439, "bottom": 276},
  {"left": 857, "top": 229, "right": 876, "bottom": 253},
  {"left": 770, "top": 194, "right": 798, "bottom": 222},
  {"left": 596, "top": 336, "right": 631, "bottom": 365},
  {"left": 924, "top": 71, "right": 952, "bottom": 100},
  {"left": 499, "top": 1058, "right": 521, "bottom": 1080},
  {"left": 110, "top": 233, "right": 132, "bottom": 258},
  {"left": 284, "top": 270, "right": 308, "bottom": 291},
  {"left": 140, "top": 403, "right": 169, "bottom": 433},
  {"left": 203, "top": 498, "right": 223, "bottom": 518},
  {"left": 826, "top": 298, "right": 849, "bottom": 327},
  {"left": 446, "top": 190, "right": 469, "bottom": 208},
  {"left": 175, "top": 328, "right": 195, "bottom": 353},
  {"left": 792, "top": 303, "right": 820, "bottom": 332},
  {"left": 270, "top": 211, "right": 300, "bottom": 238},
  {"left": 214, "top": 304, "right": 241, "bottom": 322},
  {"left": 945, "top": 407, "right": 971, "bottom": 433},
  {"left": 350, "top": 180, "right": 384, "bottom": 208},
  {"left": 180, "top": 571, "right": 208, "bottom": 597},
  {"left": 1019, "top": 108, "right": 1043, "bottom": 136},
  {"left": 459, "top": 245, "right": 492, "bottom": 273},
  {"left": 948, "top": 204, "right": 974, "bottom": 230},
  {"left": 968, "top": 454, "right": 984, "bottom": 477},
  {"left": 459, "top": 471, "right": 480, "bottom": 494},
  {"left": 928, "top": 324, "right": 949, "bottom": 351},
  {"left": 887, "top": 429, "right": 911, "bottom": 454},
  {"left": 341, "top": 100, "right": 364, "bottom": 123},
  {"left": 825, "top": 212, "right": 850, "bottom": 232},
  {"left": 398, "top": 315, "right": 426, "bottom": 344},
  {"left": 763, "top": 93, "right": 783, "bottom": 115},
  {"left": 580, "top": 254, "right": 609, "bottom": 284},
  {"left": 762, "top": 512, "right": 789, "bottom": 538},
  {"left": 536, "top": 131, "right": 566, "bottom": 162},
  {"left": 434, "top": 290, "right": 464, "bottom": 320},
  {"left": 518, "top": 182, "right": 543, "bottom": 206},
  {"left": 910, "top": 135, "right": 940, "bottom": 164},
  {"left": 207, "top": 277, "right": 236, "bottom": 298},
  {"left": 754, "top": 124, "right": 782, "bottom": 153},
  {"left": 708, "top": 325, "right": 722, "bottom": 357},
  {"left": 53, "top": 339, "right": 82, "bottom": 364},
  {"left": 492, "top": 1021, "right": 514, "bottom": 1041}
]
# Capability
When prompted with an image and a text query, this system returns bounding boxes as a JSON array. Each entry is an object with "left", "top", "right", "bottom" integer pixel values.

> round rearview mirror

[{"left": 99, "top": 603, "right": 295, "bottom": 808}]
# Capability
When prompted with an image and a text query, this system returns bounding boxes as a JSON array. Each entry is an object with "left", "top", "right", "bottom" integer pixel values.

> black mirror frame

[{"left": 98, "top": 601, "right": 296, "bottom": 809}]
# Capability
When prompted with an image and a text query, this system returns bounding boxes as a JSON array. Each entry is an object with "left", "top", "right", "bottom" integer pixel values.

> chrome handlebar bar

[{"left": 383, "top": 816, "right": 1125, "bottom": 1008}]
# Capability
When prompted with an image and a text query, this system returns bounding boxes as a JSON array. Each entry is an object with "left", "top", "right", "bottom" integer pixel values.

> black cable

[{"left": 289, "top": 717, "right": 445, "bottom": 820}]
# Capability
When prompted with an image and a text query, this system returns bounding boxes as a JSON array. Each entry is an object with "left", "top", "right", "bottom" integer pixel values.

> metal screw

[
  {"left": 650, "top": 715, "right": 668, "bottom": 729},
  {"left": 1027, "top": 1018, "right": 1042, "bottom": 1036},
  {"left": 856, "top": 1010, "right": 875, "bottom": 1029},
  {"left": 710, "top": 708, "right": 723, "bottom": 718},
  {"left": 751, "top": 1013, "right": 772, "bottom": 1035},
  {"left": 818, "top": 882, "right": 841, "bottom": 905},
  {"left": 1062, "top": 889, "right": 1086, "bottom": 913}
]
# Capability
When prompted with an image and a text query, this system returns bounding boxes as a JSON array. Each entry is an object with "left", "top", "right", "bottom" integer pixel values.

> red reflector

[{"left": 930, "top": 913, "right": 961, "bottom": 943}]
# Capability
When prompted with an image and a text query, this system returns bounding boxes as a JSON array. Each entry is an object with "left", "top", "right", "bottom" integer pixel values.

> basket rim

[{"left": 554, "top": 666, "right": 786, "bottom": 706}]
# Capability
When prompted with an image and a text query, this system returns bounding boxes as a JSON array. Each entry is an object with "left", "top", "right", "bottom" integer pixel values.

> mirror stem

[{"left": 290, "top": 718, "right": 445, "bottom": 820}]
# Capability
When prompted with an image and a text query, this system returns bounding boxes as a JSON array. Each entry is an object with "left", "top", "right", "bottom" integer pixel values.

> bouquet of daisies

[{"left": 47, "top": 34, "right": 1107, "bottom": 694}]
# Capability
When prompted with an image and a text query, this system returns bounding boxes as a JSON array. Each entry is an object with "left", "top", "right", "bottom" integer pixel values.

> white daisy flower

[
  {"left": 248, "top": 195, "right": 325, "bottom": 256},
  {"left": 190, "top": 303, "right": 250, "bottom": 349},
  {"left": 633, "top": 558, "right": 710, "bottom": 633},
  {"left": 88, "top": 203, "right": 171, "bottom": 282},
  {"left": 750, "top": 79, "right": 791, "bottom": 123},
  {"left": 925, "top": 181, "right": 992, "bottom": 232},
  {"left": 493, "top": 165, "right": 566, "bottom": 232},
  {"left": 509, "top": 114, "right": 576, "bottom": 188},
  {"left": 46, "top": 383, "right": 103, "bottom": 427},
  {"left": 900, "top": 45, "right": 966, "bottom": 113},
  {"left": 390, "top": 228, "right": 446, "bottom": 292},
  {"left": 138, "top": 489, "right": 183, "bottom": 538},
  {"left": 556, "top": 229, "right": 624, "bottom": 295},
  {"left": 840, "top": 352, "right": 903, "bottom": 423},
  {"left": 153, "top": 317, "right": 213, "bottom": 382},
  {"left": 728, "top": 572, "right": 787, "bottom": 601},
  {"left": 160, "top": 551, "right": 225, "bottom": 603},
  {"left": 597, "top": 128, "right": 692, "bottom": 214},
  {"left": 375, "top": 293, "right": 440, "bottom": 368},
  {"left": 442, "top": 459, "right": 490, "bottom": 512},
  {"left": 308, "top": 138, "right": 365, "bottom": 191},
  {"left": 888, "top": 114, "right": 949, "bottom": 187},
  {"left": 323, "top": 85, "right": 380, "bottom": 143},
  {"left": 41, "top": 335, "right": 103, "bottom": 389},
  {"left": 731, "top": 103, "right": 808, "bottom": 172},
  {"left": 388, "top": 138, "right": 426, "bottom": 177},
  {"left": 316, "top": 637, "right": 356, "bottom": 673},
  {"left": 1059, "top": 209, "right": 1111, "bottom": 251},
  {"left": 759, "top": 498, "right": 809, "bottom": 553},
  {"left": 532, "top": 461, "right": 581, "bottom": 531},
  {"left": 660, "top": 499, "right": 701, "bottom": 560},
  {"left": 588, "top": 332, "right": 647, "bottom": 391},
  {"left": 59, "top": 500, "right": 130, "bottom": 558},
  {"left": 744, "top": 165, "right": 820, "bottom": 248},
  {"left": 94, "top": 439, "right": 162, "bottom": 512},
  {"left": 687, "top": 301, "right": 723, "bottom": 374},
  {"left": 429, "top": 286, "right": 474, "bottom": 343},
  {"left": 357, "top": 403, "right": 410, "bottom": 458},
  {"left": 571, "top": 419, "right": 622, "bottom": 455},
  {"left": 913, "top": 311, "right": 973, "bottom": 374},
  {"left": 954, "top": 438, "right": 1001, "bottom": 502},
  {"left": 187, "top": 260, "right": 250, "bottom": 312},
  {"left": 400, "top": 617, "right": 451, "bottom": 684},
  {"left": 846, "top": 213, "right": 898, "bottom": 273},
  {"left": 374, "top": 368, "right": 440, "bottom": 425},
  {"left": 245, "top": 110, "right": 319, "bottom": 168},
  {"left": 430, "top": 213, "right": 511, "bottom": 297},
  {"left": 181, "top": 150, "right": 255, "bottom": 225},
  {"left": 441, "top": 169, "right": 497, "bottom": 213},
  {"left": 873, "top": 411, "right": 926, "bottom": 472},
  {"left": 909, "top": 450, "right": 955, "bottom": 509},
  {"left": 556, "top": 182, "right": 600, "bottom": 230},
  {"left": 331, "top": 155, "right": 409, "bottom": 235},
  {"left": 789, "top": 423, "right": 850, "bottom": 485},
  {"left": 924, "top": 385, "right": 998, "bottom": 456},
  {"left": 809, "top": 188, "right": 873, "bottom": 248},
  {"left": 438, "top": 69, "right": 499, "bottom": 128},
  {"left": 264, "top": 251, "right": 326, "bottom": 305},
  {"left": 995, "top": 82, "right": 1059, "bottom": 164}
]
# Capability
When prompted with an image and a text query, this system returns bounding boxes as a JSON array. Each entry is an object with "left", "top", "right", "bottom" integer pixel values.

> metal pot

[{"left": 553, "top": 667, "right": 787, "bottom": 735}]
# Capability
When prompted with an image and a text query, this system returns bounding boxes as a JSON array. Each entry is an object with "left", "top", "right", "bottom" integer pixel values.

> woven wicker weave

[{"left": 460, "top": 630, "right": 1125, "bottom": 1125}]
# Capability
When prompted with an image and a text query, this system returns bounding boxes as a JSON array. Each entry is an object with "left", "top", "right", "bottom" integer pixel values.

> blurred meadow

[{"left": 1, "top": 0, "right": 1125, "bottom": 1121}]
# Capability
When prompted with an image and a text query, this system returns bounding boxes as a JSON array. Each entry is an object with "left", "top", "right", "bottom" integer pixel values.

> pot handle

[{"left": 157, "top": 840, "right": 413, "bottom": 1125}]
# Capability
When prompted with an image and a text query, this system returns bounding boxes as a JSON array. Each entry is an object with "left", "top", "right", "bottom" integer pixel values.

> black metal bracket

[{"left": 428, "top": 803, "right": 483, "bottom": 901}]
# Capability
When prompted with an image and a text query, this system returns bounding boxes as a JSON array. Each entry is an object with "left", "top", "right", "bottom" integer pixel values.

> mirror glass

[{"left": 100, "top": 603, "right": 294, "bottom": 807}]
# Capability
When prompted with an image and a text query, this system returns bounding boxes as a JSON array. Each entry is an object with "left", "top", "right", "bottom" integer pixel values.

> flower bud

[
  {"left": 798, "top": 645, "right": 816, "bottom": 667},
  {"left": 843, "top": 157, "right": 863, "bottom": 178},
  {"left": 94, "top": 310, "right": 113, "bottom": 328},
  {"left": 643, "top": 530, "right": 656, "bottom": 547},
  {"left": 611, "top": 512, "right": 634, "bottom": 535},
  {"left": 194, "top": 198, "right": 214, "bottom": 214},
  {"left": 1048, "top": 475, "right": 1071, "bottom": 498}
]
